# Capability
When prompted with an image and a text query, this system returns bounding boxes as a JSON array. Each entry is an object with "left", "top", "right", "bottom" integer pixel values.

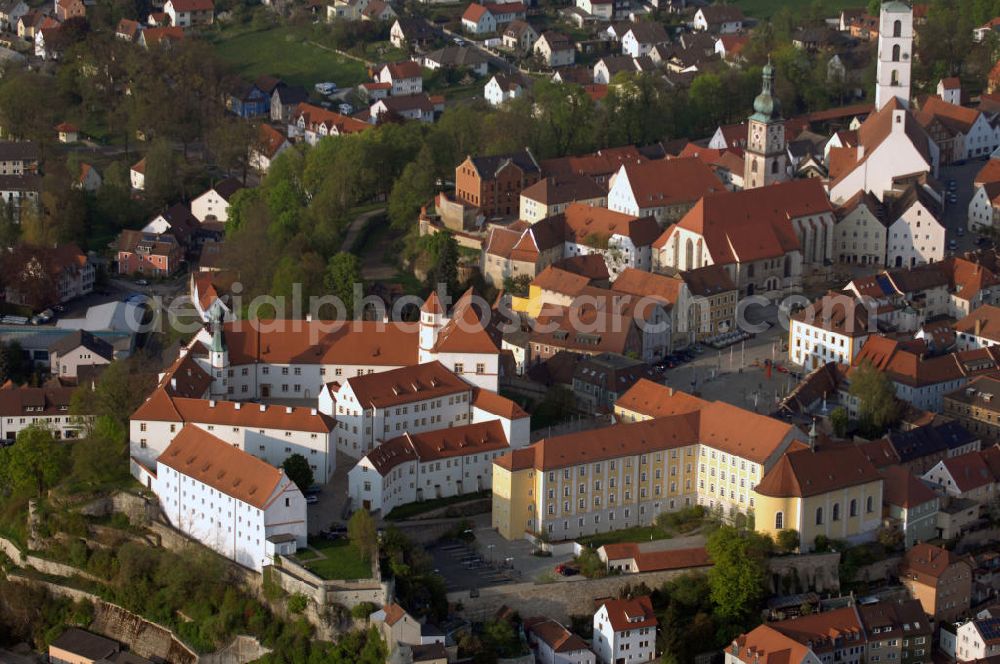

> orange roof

[
  {"left": 769, "top": 606, "right": 864, "bottom": 653},
  {"left": 881, "top": 466, "right": 937, "bottom": 508},
  {"left": 257, "top": 124, "right": 288, "bottom": 160},
  {"left": 221, "top": 319, "right": 418, "bottom": 367},
  {"left": 832, "top": 98, "right": 934, "bottom": 188},
  {"left": 472, "top": 388, "right": 528, "bottom": 420},
  {"left": 55, "top": 122, "right": 78, "bottom": 132},
  {"left": 134, "top": 391, "right": 335, "bottom": 432},
  {"left": 526, "top": 618, "right": 590, "bottom": 653},
  {"left": 559, "top": 203, "right": 660, "bottom": 246},
  {"left": 382, "top": 60, "right": 422, "bottom": 80},
  {"left": 599, "top": 596, "right": 657, "bottom": 632},
  {"left": 157, "top": 425, "right": 287, "bottom": 509},
  {"left": 131, "top": 157, "right": 146, "bottom": 174},
  {"left": 383, "top": 603, "right": 408, "bottom": 626},
  {"left": 540, "top": 146, "right": 644, "bottom": 180},
  {"left": 432, "top": 288, "right": 501, "bottom": 355},
  {"left": 531, "top": 266, "right": 591, "bottom": 296},
  {"left": 954, "top": 304, "right": 1000, "bottom": 342},
  {"left": 902, "top": 543, "right": 971, "bottom": 584},
  {"left": 599, "top": 543, "right": 710, "bottom": 572},
  {"left": 610, "top": 268, "right": 684, "bottom": 306},
  {"left": 934, "top": 448, "right": 1000, "bottom": 493},
  {"left": 292, "top": 102, "right": 370, "bottom": 135},
  {"left": 976, "top": 159, "right": 1000, "bottom": 186},
  {"left": 462, "top": 2, "right": 488, "bottom": 21},
  {"left": 918, "top": 95, "right": 981, "bottom": 134},
  {"left": 493, "top": 446, "right": 535, "bottom": 472},
  {"left": 421, "top": 290, "right": 445, "bottom": 314},
  {"left": 141, "top": 26, "right": 184, "bottom": 46},
  {"left": 754, "top": 442, "right": 882, "bottom": 499},
  {"left": 731, "top": 624, "right": 815, "bottom": 664},
  {"left": 615, "top": 379, "right": 708, "bottom": 418},
  {"left": 345, "top": 360, "right": 468, "bottom": 409},
  {"left": 654, "top": 179, "right": 830, "bottom": 263},
  {"left": 615, "top": 156, "right": 724, "bottom": 208}
]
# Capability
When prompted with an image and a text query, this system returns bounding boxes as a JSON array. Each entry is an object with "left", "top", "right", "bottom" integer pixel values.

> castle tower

[
  {"left": 418, "top": 290, "right": 445, "bottom": 363},
  {"left": 875, "top": 1, "right": 913, "bottom": 110},
  {"left": 743, "top": 60, "right": 787, "bottom": 190},
  {"left": 208, "top": 305, "right": 229, "bottom": 397}
]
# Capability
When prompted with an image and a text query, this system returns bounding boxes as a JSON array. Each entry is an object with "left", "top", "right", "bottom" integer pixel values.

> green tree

[
  {"left": 775, "top": 529, "right": 800, "bottom": 554},
  {"left": 281, "top": 454, "right": 314, "bottom": 494},
  {"left": 142, "top": 139, "right": 181, "bottom": 206},
  {"left": 575, "top": 547, "right": 607, "bottom": 578},
  {"left": 0, "top": 424, "right": 70, "bottom": 496},
  {"left": 830, "top": 407, "right": 849, "bottom": 438},
  {"left": 423, "top": 231, "right": 459, "bottom": 296},
  {"left": 0, "top": 341, "right": 29, "bottom": 385},
  {"left": 348, "top": 509, "right": 378, "bottom": 562},
  {"left": 502, "top": 274, "right": 531, "bottom": 297},
  {"left": 705, "top": 525, "right": 772, "bottom": 622},
  {"left": 848, "top": 361, "right": 900, "bottom": 437},
  {"left": 71, "top": 358, "right": 155, "bottom": 427},
  {"left": 72, "top": 416, "right": 128, "bottom": 487},
  {"left": 482, "top": 618, "right": 523, "bottom": 659},
  {"left": 388, "top": 145, "right": 436, "bottom": 230},
  {"left": 323, "top": 252, "right": 365, "bottom": 319}
]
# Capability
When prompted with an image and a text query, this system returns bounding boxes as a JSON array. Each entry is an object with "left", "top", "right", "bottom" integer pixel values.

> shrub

[
  {"left": 287, "top": 593, "right": 309, "bottom": 614},
  {"left": 351, "top": 601, "right": 377, "bottom": 620}
]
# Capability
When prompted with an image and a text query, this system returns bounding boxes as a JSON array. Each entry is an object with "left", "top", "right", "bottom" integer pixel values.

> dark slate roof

[
  {"left": 470, "top": 150, "right": 539, "bottom": 177},
  {"left": 274, "top": 84, "right": 309, "bottom": 105},
  {"left": 50, "top": 628, "right": 119, "bottom": 660},
  {"left": 0, "top": 140, "right": 38, "bottom": 162},
  {"left": 48, "top": 329, "right": 115, "bottom": 360},
  {"left": 887, "top": 421, "right": 978, "bottom": 463}
]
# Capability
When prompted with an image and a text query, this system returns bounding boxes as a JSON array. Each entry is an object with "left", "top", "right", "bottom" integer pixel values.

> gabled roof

[
  {"left": 917, "top": 95, "right": 981, "bottom": 135},
  {"left": 433, "top": 288, "right": 501, "bottom": 354},
  {"left": 954, "top": 304, "right": 1000, "bottom": 342},
  {"left": 382, "top": 60, "right": 421, "bottom": 79},
  {"left": 525, "top": 618, "right": 590, "bottom": 653},
  {"left": 792, "top": 292, "right": 872, "bottom": 337},
  {"left": 0, "top": 383, "right": 74, "bottom": 417},
  {"left": 599, "top": 596, "right": 657, "bottom": 632},
  {"left": 157, "top": 424, "right": 287, "bottom": 509},
  {"left": 615, "top": 156, "right": 724, "bottom": 208},
  {"left": 365, "top": 420, "right": 508, "bottom": 476},
  {"left": 610, "top": 268, "right": 683, "bottom": 305},
  {"left": 256, "top": 124, "right": 289, "bottom": 160},
  {"left": 697, "top": 4, "right": 744, "bottom": 23},
  {"left": 769, "top": 606, "right": 865, "bottom": 654},
  {"left": 882, "top": 466, "right": 937, "bottom": 509},
  {"left": 48, "top": 329, "right": 115, "bottom": 360},
  {"left": 654, "top": 179, "right": 831, "bottom": 264},
  {"left": 520, "top": 173, "right": 605, "bottom": 206},
  {"left": 167, "top": 0, "right": 213, "bottom": 11},
  {"left": 730, "top": 624, "right": 815, "bottom": 664},
  {"left": 558, "top": 202, "right": 660, "bottom": 247},
  {"left": 462, "top": 2, "right": 489, "bottom": 22},
  {"left": 930, "top": 447, "right": 1000, "bottom": 493},
  {"left": 468, "top": 150, "right": 539, "bottom": 178},
  {"left": 832, "top": 98, "right": 934, "bottom": 188},
  {"left": 345, "top": 360, "right": 468, "bottom": 408},
  {"left": 624, "top": 21, "right": 667, "bottom": 44},
  {"left": 901, "top": 543, "right": 971, "bottom": 584}
]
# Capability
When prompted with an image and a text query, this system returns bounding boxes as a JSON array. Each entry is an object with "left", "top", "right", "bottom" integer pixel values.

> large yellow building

[
  {"left": 753, "top": 441, "right": 884, "bottom": 551},
  {"left": 492, "top": 381, "right": 807, "bottom": 541}
]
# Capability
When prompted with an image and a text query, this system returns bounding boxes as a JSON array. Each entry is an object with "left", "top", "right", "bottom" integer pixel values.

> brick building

[{"left": 455, "top": 150, "right": 541, "bottom": 218}]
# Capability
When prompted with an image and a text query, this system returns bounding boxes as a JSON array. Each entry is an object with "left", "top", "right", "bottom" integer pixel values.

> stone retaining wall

[
  {"left": 270, "top": 557, "right": 388, "bottom": 609},
  {"left": 91, "top": 602, "right": 198, "bottom": 664}
]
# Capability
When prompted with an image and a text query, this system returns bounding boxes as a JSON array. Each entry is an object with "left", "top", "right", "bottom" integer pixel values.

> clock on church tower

[{"left": 743, "top": 60, "right": 788, "bottom": 190}]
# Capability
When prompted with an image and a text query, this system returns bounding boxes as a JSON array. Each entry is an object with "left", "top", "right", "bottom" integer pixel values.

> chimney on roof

[
  {"left": 668, "top": 387, "right": 674, "bottom": 396},
  {"left": 808, "top": 419, "right": 817, "bottom": 451},
  {"left": 976, "top": 318, "right": 983, "bottom": 338},
  {"left": 311, "top": 408, "right": 317, "bottom": 416},
  {"left": 286, "top": 406, "right": 293, "bottom": 414},
  {"left": 306, "top": 314, "right": 313, "bottom": 322},
  {"left": 209, "top": 400, "right": 216, "bottom": 407},
  {"left": 235, "top": 402, "right": 241, "bottom": 410},
  {"left": 259, "top": 404, "right": 266, "bottom": 412},
  {"left": 170, "top": 377, "right": 176, "bottom": 390}
]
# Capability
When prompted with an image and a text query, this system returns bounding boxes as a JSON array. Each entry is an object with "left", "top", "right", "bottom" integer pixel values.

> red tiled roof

[
  {"left": 615, "top": 156, "right": 724, "bottom": 208},
  {"left": 901, "top": 543, "right": 970, "bottom": 584},
  {"left": 472, "top": 387, "right": 528, "bottom": 419},
  {"left": 365, "top": 420, "right": 508, "bottom": 476},
  {"left": 882, "top": 466, "right": 937, "bottom": 508},
  {"left": 754, "top": 442, "right": 882, "bottom": 498},
  {"left": 345, "top": 360, "right": 468, "bottom": 409},
  {"left": 157, "top": 424, "right": 287, "bottom": 509},
  {"left": 599, "top": 596, "right": 657, "bottom": 632},
  {"left": 168, "top": 0, "right": 213, "bottom": 12}
]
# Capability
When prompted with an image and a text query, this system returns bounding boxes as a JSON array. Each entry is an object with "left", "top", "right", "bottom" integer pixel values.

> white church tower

[
  {"left": 418, "top": 291, "right": 445, "bottom": 364},
  {"left": 875, "top": 1, "right": 913, "bottom": 110},
  {"left": 208, "top": 305, "right": 229, "bottom": 398}
]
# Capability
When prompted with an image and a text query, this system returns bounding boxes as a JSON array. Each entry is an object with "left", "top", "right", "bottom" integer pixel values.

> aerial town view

[{"left": 4, "top": 0, "right": 1000, "bottom": 662}]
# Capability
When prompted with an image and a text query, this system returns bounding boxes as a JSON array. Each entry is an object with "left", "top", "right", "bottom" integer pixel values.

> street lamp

[{"left": 487, "top": 543, "right": 495, "bottom": 563}]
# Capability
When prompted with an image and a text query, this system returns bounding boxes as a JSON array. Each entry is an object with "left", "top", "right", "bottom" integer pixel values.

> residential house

[
  {"left": 390, "top": 17, "right": 438, "bottom": 50},
  {"left": 361, "top": 0, "right": 395, "bottom": 21},
  {"left": 116, "top": 230, "right": 183, "bottom": 276},
  {"left": 150, "top": 425, "right": 306, "bottom": 571},
  {"left": 0, "top": 383, "right": 87, "bottom": 441},
  {"left": 882, "top": 466, "right": 940, "bottom": 549},
  {"left": 348, "top": 420, "right": 512, "bottom": 514},
  {"left": 191, "top": 179, "right": 242, "bottom": 224},
  {"left": 753, "top": 440, "right": 885, "bottom": 551},
  {"left": 270, "top": 85, "right": 309, "bottom": 123},
  {"left": 575, "top": 0, "right": 612, "bottom": 19},
  {"left": 370, "top": 93, "right": 437, "bottom": 123},
  {"left": 502, "top": 19, "right": 537, "bottom": 52},
  {"left": 829, "top": 98, "right": 940, "bottom": 204},
  {"left": 226, "top": 77, "right": 275, "bottom": 118},
  {"left": 519, "top": 174, "right": 606, "bottom": 223},
  {"left": 422, "top": 47, "right": 488, "bottom": 76},
  {"left": 884, "top": 182, "right": 945, "bottom": 269},
  {"left": 540, "top": 145, "right": 644, "bottom": 186},
  {"left": 115, "top": 17, "right": 141, "bottom": 41},
  {"left": 164, "top": 0, "right": 213, "bottom": 27},
  {"left": 250, "top": 124, "right": 291, "bottom": 174},
  {"left": 142, "top": 203, "right": 199, "bottom": 248},
  {"left": 789, "top": 292, "right": 873, "bottom": 370},
  {"left": 484, "top": 72, "right": 526, "bottom": 107},
  {"left": 652, "top": 179, "right": 835, "bottom": 299},
  {"left": 49, "top": 330, "right": 114, "bottom": 380},
  {"left": 455, "top": 150, "right": 541, "bottom": 218},
  {"left": 900, "top": 543, "right": 974, "bottom": 624},
  {"left": 726, "top": 625, "right": 821, "bottom": 664},
  {"left": 916, "top": 96, "right": 998, "bottom": 163},
  {"left": 76, "top": 162, "right": 101, "bottom": 192},
  {"left": 34, "top": 21, "right": 61, "bottom": 60},
  {"left": 880, "top": 420, "right": 982, "bottom": 475},
  {"left": 0, "top": 0, "right": 27, "bottom": 30},
  {"left": 592, "top": 55, "right": 638, "bottom": 84},
  {"left": 834, "top": 190, "right": 889, "bottom": 265},
  {"left": 534, "top": 31, "right": 575, "bottom": 68},
  {"left": 493, "top": 385, "right": 807, "bottom": 540},
  {"left": 462, "top": 3, "right": 495, "bottom": 33},
  {"left": 953, "top": 618, "right": 1000, "bottom": 661},
  {"left": 0, "top": 141, "right": 38, "bottom": 175},
  {"left": 524, "top": 618, "right": 596, "bottom": 664},
  {"left": 938, "top": 77, "right": 962, "bottom": 105},
  {"left": 974, "top": 17, "right": 1000, "bottom": 42},
  {"left": 857, "top": 599, "right": 933, "bottom": 663},
  {"left": 539, "top": 202, "right": 660, "bottom": 278},
  {"left": 954, "top": 304, "right": 1000, "bottom": 351},
  {"left": 692, "top": 5, "right": 744, "bottom": 33},
  {"left": 137, "top": 25, "right": 184, "bottom": 48},
  {"left": 607, "top": 156, "right": 724, "bottom": 225},
  {"left": 130, "top": 158, "right": 145, "bottom": 191},
  {"left": 593, "top": 596, "right": 657, "bottom": 664},
  {"left": 715, "top": 34, "right": 749, "bottom": 62},
  {"left": 54, "top": 0, "right": 83, "bottom": 21},
  {"left": 289, "top": 102, "right": 371, "bottom": 145},
  {"left": 0, "top": 173, "right": 40, "bottom": 217},
  {"left": 378, "top": 60, "right": 423, "bottom": 96},
  {"left": 944, "top": 375, "right": 1000, "bottom": 443},
  {"left": 922, "top": 446, "right": 1000, "bottom": 504},
  {"left": 3, "top": 243, "right": 94, "bottom": 308},
  {"left": 621, "top": 22, "right": 668, "bottom": 57}
]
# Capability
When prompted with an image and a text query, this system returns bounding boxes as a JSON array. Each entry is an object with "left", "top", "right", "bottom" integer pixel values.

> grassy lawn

[
  {"left": 297, "top": 539, "right": 371, "bottom": 580},
  {"left": 384, "top": 491, "right": 490, "bottom": 521},
  {"left": 212, "top": 24, "right": 367, "bottom": 89},
  {"left": 577, "top": 525, "right": 671, "bottom": 549},
  {"left": 733, "top": 0, "right": 861, "bottom": 18}
]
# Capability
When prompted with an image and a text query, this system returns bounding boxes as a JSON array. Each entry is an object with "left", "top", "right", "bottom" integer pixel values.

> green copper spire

[{"left": 751, "top": 57, "right": 781, "bottom": 122}]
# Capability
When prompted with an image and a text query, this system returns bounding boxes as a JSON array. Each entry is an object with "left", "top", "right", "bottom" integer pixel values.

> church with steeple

[{"left": 743, "top": 60, "right": 788, "bottom": 190}]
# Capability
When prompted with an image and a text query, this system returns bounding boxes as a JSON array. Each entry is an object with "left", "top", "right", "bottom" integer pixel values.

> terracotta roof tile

[
  {"left": 754, "top": 442, "right": 882, "bottom": 498},
  {"left": 346, "top": 360, "right": 468, "bottom": 408},
  {"left": 366, "top": 420, "right": 507, "bottom": 476},
  {"left": 599, "top": 596, "right": 657, "bottom": 632}
]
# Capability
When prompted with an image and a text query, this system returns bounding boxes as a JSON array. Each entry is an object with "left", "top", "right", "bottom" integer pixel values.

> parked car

[
  {"left": 135, "top": 279, "right": 149, "bottom": 286},
  {"left": 554, "top": 563, "right": 579, "bottom": 576},
  {"left": 315, "top": 82, "right": 337, "bottom": 95},
  {"left": 949, "top": 239, "right": 959, "bottom": 250},
  {"left": 305, "top": 495, "right": 319, "bottom": 505}
]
